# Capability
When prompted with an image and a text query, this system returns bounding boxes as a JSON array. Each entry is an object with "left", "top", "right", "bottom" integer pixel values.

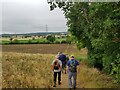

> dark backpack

[
  {"left": 54, "top": 60, "right": 60, "bottom": 70},
  {"left": 69, "top": 60, "right": 77, "bottom": 72},
  {"left": 59, "top": 54, "right": 66, "bottom": 62}
]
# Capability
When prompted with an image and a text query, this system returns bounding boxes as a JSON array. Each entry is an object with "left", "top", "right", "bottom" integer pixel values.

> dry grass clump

[
  {"left": 77, "top": 63, "right": 118, "bottom": 88},
  {"left": 2, "top": 52, "right": 54, "bottom": 88}
]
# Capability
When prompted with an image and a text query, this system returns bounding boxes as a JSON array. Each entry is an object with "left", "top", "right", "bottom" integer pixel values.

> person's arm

[
  {"left": 59, "top": 60, "right": 62, "bottom": 70},
  {"left": 51, "top": 60, "right": 54, "bottom": 71}
]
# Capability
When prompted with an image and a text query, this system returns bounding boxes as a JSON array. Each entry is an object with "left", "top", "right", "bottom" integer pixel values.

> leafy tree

[
  {"left": 46, "top": 35, "right": 55, "bottom": 43},
  {"left": 32, "top": 37, "right": 35, "bottom": 40},
  {"left": 9, "top": 37, "right": 13, "bottom": 42},
  {"left": 13, "top": 39, "right": 19, "bottom": 44},
  {"left": 48, "top": 2, "right": 120, "bottom": 82}
]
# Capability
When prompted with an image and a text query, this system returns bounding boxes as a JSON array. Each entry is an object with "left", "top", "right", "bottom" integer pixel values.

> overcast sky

[{"left": 2, "top": 0, "right": 67, "bottom": 34}]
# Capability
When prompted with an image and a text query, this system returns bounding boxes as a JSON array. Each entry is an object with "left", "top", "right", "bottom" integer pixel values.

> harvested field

[{"left": 2, "top": 44, "right": 87, "bottom": 56}]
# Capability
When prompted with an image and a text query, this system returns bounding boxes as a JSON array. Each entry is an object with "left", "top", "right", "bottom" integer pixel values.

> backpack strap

[{"left": 70, "top": 59, "right": 76, "bottom": 65}]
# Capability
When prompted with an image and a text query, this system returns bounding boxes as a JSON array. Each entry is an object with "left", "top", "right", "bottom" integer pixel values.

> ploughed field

[{"left": 2, "top": 44, "right": 80, "bottom": 54}]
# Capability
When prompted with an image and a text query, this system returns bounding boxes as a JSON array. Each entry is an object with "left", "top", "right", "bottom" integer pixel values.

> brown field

[
  {"left": 2, "top": 44, "right": 87, "bottom": 55},
  {"left": 2, "top": 44, "right": 76, "bottom": 54}
]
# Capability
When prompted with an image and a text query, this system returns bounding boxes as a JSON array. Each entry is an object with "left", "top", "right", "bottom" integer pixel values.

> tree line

[{"left": 1, "top": 35, "right": 72, "bottom": 45}]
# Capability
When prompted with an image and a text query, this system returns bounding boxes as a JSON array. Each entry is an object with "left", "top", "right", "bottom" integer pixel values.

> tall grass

[
  {"left": 77, "top": 63, "right": 119, "bottom": 88},
  {"left": 65, "top": 47, "right": 119, "bottom": 88},
  {"left": 2, "top": 52, "right": 54, "bottom": 88}
]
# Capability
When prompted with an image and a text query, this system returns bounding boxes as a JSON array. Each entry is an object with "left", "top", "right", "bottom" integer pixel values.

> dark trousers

[{"left": 54, "top": 71, "right": 61, "bottom": 84}]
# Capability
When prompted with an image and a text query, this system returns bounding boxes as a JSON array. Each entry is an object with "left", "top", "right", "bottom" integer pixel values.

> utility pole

[{"left": 46, "top": 24, "right": 48, "bottom": 32}]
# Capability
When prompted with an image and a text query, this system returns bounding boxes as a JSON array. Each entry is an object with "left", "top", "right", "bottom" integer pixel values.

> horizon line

[{"left": 1, "top": 31, "right": 68, "bottom": 35}]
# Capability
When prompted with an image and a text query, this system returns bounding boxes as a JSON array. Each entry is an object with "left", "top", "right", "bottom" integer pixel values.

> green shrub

[
  {"left": 46, "top": 35, "right": 55, "bottom": 42},
  {"left": 61, "top": 40, "right": 67, "bottom": 44},
  {"left": 54, "top": 41, "right": 60, "bottom": 44}
]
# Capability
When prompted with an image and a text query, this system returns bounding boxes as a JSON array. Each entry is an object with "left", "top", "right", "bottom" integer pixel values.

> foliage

[
  {"left": 0, "top": 37, "right": 71, "bottom": 45},
  {"left": 48, "top": 2, "right": 120, "bottom": 82},
  {"left": 61, "top": 40, "right": 67, "bottom": 43},
  {"left": 28, "top": 39, "right": 32, "bottom": 44},
  {"left": 54, "top": 40, "right": 61, "bottom": 44},
  {"left": 12, "top": 39, "right": 19, "bottom": 44},
  {"left": 46, "top": 35, "right": 55, "bottom": 43},
  {"left": 66, "top": 35, "right": 75, "bottom": 44},
  {"left": 9, "top": 38, "right": 13, "bottom": 42},
  {"left": 32, "top": 37, "right": 35, "bottom": 40}
]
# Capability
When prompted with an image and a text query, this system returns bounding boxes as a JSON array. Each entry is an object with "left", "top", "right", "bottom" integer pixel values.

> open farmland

[{"left": 1, "top": 44, "right": 119, "bottom": 88}]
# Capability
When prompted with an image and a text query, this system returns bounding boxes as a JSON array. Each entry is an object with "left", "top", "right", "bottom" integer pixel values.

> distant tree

[
  {"left": 24, "top": 36, "right": 28, "bottom": 38},
  {"left": 32, "top": 37, "right": 35, "bottom": 40},
  {"left": 28, "top": 39, "right": 32, "bottom": 44},
  {"left": 9, "top": 37, "right": 13, "bottom": 42},
  {"left": 61, "top": 40, "right": 67, "bottom": 44},
  {"left": 46, "top": 35, "right": 55, "bottom": 43},
  {"left": 13, "top": 39, "right": 19, "bottom": 44}
]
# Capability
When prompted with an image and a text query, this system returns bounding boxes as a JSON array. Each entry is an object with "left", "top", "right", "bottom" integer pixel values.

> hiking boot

[
  {"left": 53, "top": 82, "right": 56, "bottom": 87},
  {"left": 73, "top": 86, "right": 76, "bottom": 89},
  {"left": 53, "top": 84, "right": 56, "bottom": 87},
  {"left": 58, "top": 81, "right": 61, "bottom": 85}
]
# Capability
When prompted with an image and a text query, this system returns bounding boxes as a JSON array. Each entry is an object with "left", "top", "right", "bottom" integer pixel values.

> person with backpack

[
  {"left": 66, "top": 54, "right": 69, "bottom": 62},
  {"left": 51, "top": 55, "right": 62, "bottom": 87},
  {"left": 64, "top": 54, "right": 69, "bottom": 74},
  {"left": 67, "top": 55, "right": 79, "bottom": 89},
  {"left": 58, "top": 52, "right": 67, "bottom": 74}
]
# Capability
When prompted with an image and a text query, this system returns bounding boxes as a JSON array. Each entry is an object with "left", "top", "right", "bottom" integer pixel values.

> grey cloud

[{"left": 2, "top": 1, "right": 67, "bottom": 34}]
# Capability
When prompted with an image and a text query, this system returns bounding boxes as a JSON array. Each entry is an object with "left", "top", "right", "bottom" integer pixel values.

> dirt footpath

[{"left": 51, "top": 71, "right": 80, "bottom": 89}]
